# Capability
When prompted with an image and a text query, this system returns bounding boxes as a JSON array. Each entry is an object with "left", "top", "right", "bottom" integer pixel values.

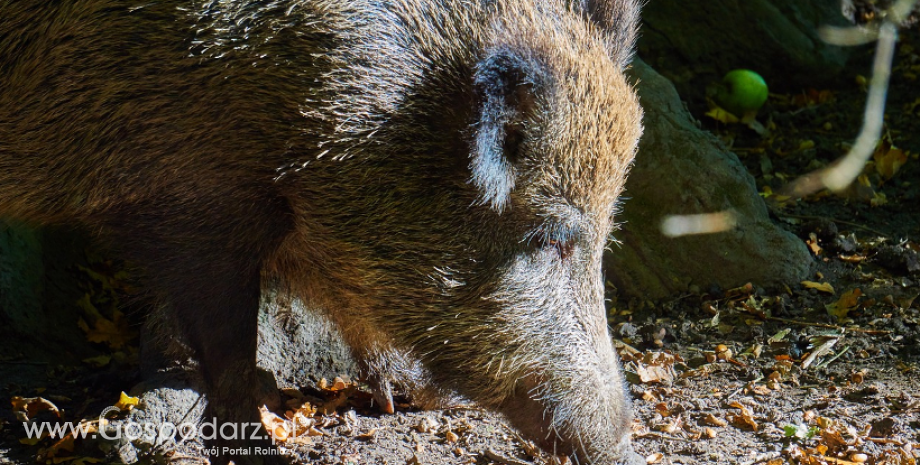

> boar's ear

[
  {"left": 577, "top": 0, "right": 642, "bottom": 67},
  {"left": 471, "top": 52, "right": 536, "bottom": 213}
]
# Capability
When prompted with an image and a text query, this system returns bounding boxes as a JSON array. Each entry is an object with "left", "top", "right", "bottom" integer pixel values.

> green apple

[{"left": 713, "top": 69, "right": 768, "bottom": 117}]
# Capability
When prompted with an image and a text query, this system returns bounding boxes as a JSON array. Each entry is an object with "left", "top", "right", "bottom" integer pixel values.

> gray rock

[
  {"left": 604, "top": 59, "right": 814, "bottom": 299},
  {"left": 257, "top": 293, "right": 359, "bottom": 388},
  {"left": 93, "top": 374, "right": 207, "bottom": 464}
]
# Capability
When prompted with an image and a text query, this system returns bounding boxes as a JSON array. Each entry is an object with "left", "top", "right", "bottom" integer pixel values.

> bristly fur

[{"left": 0, "top": 1, "right": 643, "bottom": 464}]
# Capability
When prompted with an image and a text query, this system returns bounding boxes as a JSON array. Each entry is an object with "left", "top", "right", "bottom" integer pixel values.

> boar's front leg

[
  {"left": 156, "top": 254, "right": 283, "bottom": 465},
  {"left": 115, "top": 201, "right": 290, "bottom": 465}
]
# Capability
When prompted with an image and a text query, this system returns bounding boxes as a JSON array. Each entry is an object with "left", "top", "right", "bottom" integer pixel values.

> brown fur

[{"left": 0, "top": 1, "right": 643, "bottom": 463}]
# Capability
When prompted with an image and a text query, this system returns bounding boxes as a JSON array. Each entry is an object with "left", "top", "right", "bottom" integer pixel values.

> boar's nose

[
  {"left": 498, "top": 374, "right": 641, "bottom": 465},
  {"left": 498, "top": 382, "right": 576, "bottom": 457}
]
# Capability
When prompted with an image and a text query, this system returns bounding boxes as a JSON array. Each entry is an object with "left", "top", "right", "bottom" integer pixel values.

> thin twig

[
  {"left": 783, "top": 16, "right": 900, "bottom": 197},
  {"left": 801, "top": 336, "right": 840, "bottom": 370},
  {"left": 771, "top": 212, "right": 890, "bottom": 238},
  {"left": 816, "top": 346, "right": 851, "bottom": 370},
  {"left": 634, "top": 432, "right": 689, "bottom": 442},
  {"left": 867, "top": 437, "right": 906, "bottom": 446},
  {"left": 763, "top": 316, "right": 892, "bottom": 335}
]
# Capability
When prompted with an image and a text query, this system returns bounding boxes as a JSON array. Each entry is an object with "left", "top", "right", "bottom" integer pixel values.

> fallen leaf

[
  {"left": 77, "top": 308, "right": 135, "bottom": 350},
  {"left": 802, "top": 281, "right": 835, "bottom": 294},
  {"left": 11, "top": 396, "right": 61, "bottom": 421},
  {"left": 47, "top": 434, "right": 76, "bottom": 458},
  {"left": 874, "top": 141, "right": 908, "bottom": 180},
  {"left": 330, "top": 377, "right": 350, "bottom": 391},
  {"left": 768, "top": 329, "right": 790, "bottom": 344},
  {"left": 728, "top": 407, "right": 758, "bottom": 431},
  {"left": 654, "top": 402, "right": 672, "bottom": 418},
  {"left": 826, "top": 288, "right": 863, "bottom": 320},
  {"left": 701, "top": 414, "right": 727, "bottom": 427},
  {"left": 705, "top": 107, "right": 740, "bottom": 124},
  {"left": 653, "top": 415, "right": 682, "bottom": 434},
  {"left": 82, "top": 355, "right": 112, "bottom": 368},
  {"left": 820, "top": 428, "right": 848, "bottom": 454},
  {"left": 871, "top": 190, "right": 888, "bottom": 207},
  {"left": 806, "top": 233, "right": 823, "bottom": 256},
  {"left": 356, "top": 428, "right": 378, "bottom": 441},
  {"left": 628, "top": 352, "right": 678, "bottom": 384},
  {"left": 114, "top": 392, "right": 139, "bottom": 411}
]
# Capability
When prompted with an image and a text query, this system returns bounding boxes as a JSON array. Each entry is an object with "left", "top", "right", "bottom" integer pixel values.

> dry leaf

[
  {"left": 653, "top": 416, "right": 682, "bottom": 434},
  {"left": 629, "top": 352, "right": 678, "bottom": 384},
  {"left": 820, "top": 428, "right": 848, "bottom": 454},
  {"left": 871, "top": 190, "right": 888, "bottom": 207},
  {"left": 260, "top": 407, "right": 291, "bottom": 442},
  {"left": 356, "top": 428, "right": 378, "bottom": 441},
  {"left": 802, "top": 281, "right": 835, "bottom": 294},
  {"left": 11, "top": 396, "right": 61, "bottom": 421},
  {"left": 114, "top": 392, "right": 139, "bottom": 411},
  {"left": 701, "top": 414, "right": 727, "bottom": 427},
  {"left": 874, "top": 141, "right": 908, "bottom": 180},
  {"left": 46, "top": 434, "right": 76, "bottom": 458},
  {"left": 77, "top": 308, "right": 135, "bottom": 350},
  {"left": 705, "top": 106, "right": 740, "bottom": 124},
  {"left": 806, "top": 233, "right": 823, "bottom": 256},
  {"left": 827, "top": 288, "right": 863, "bottom": 320},
  {"left": 331, "top": 377, "right": 350, "bottom": 391},
  {"left": 728, "top": 408, "right": 759, "bottom": 431}
]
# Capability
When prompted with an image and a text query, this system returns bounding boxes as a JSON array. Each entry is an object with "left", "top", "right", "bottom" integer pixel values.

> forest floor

[
  {"left": 2, "top": 20, "right": 920, "bottom": 465},
  {"left": 620, "top": 24, "right": 920, "bottom": 465}
]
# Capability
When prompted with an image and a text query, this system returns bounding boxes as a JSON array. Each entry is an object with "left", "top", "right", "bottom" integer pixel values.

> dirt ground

[{"left": 2, "top": 17, "right": 920, "bottom": 465}]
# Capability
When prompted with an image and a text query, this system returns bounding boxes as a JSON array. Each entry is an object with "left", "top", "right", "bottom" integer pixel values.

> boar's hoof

[{"left": 365, "top": 374, "right": 396, "bottom": 414}]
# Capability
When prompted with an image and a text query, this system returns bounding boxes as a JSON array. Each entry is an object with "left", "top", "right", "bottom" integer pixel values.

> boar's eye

[
  {"left": 528, "top": 230, "right": 575, "bottom": 260},
  {"left": 503, "top": 121, "right": 525, "bottom": 163},
  {"left": 547, "top": 237, "right": 574, "bottom": 260}
]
